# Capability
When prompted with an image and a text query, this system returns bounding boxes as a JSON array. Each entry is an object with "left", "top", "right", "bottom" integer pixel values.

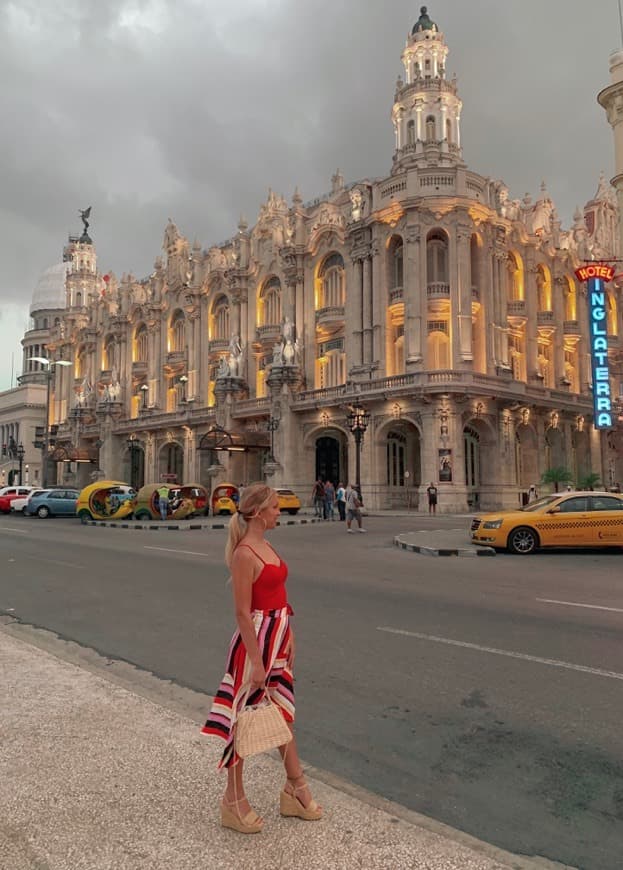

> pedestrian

[
  {"left": 157, "top": 484, "right": 170, "bottom": 520},
  {"left": 324, "top": 480, "right": 336, "bottom": 521},
  {"left": 311, "top": 478, "right": 325, "bottom": 518},
  {"left": 336, "top": 481, "right": 346, "bottom": 521},
  {"left": 345, "top": 484, "right": 366, "bottom": 533},
  {"left": 426, "top": 481, "right": 438, "bottom": 514},
  {"left": 201, "top": 483, "right": 322, "bottom": 833},
  {"left": 528, "top": 484, "right": 538, "bottom": 503}
]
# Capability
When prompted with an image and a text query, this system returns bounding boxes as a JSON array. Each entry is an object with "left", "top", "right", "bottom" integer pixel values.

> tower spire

[{"left": 391, "top": 8, "right": 463, "bottom": 173}]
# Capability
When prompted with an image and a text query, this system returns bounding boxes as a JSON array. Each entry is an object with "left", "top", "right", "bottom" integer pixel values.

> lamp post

[
  {"left": 28, "top": 357, "right": 72, "bottom": 487},
  {"left": 346, "top": 404, "right": 370, "bottom": 499},
  {"left": 178, "top": 374, "right": 188, "bottom": 404},
  {"left": 94, "top": 438, "right": 103, "bottom": 479},
  {"left": 16, "top": 443, "right": 25, "bottom": 485},
  {"left": 140, "top": 383, "right": 149, "bottom": 410},
  {"left": 266, "top": 406, "right": 281, "bottom": 462}
]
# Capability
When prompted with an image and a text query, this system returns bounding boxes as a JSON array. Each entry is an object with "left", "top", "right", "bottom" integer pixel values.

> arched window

[
  {"left": 407, "top": 120, "right": 416, "bottom": 146},
  {"left": 426, "top": 115, "right": 436, "bottom": 142},
  {"left": 104, "top": 337, "right": 116, "bottom": 371},
  {"left": 536, "top": 265, "right": 552, "bottom": 311},
  {"left": 427, "top": 324, "right": 450, "bottom": 370},
  {"left": 211, "top": 295, "right": 230, "bottom": 340},
  {"left": 170, "top": 310, "right": 186, "bottom": 352},
  {"left": 134, "top": 325, "right": 148, "bottom": 362},
  {"left": 388, "top": 239, "right": 404, "bottom": 290},
  {"left": 608, "top": 292, "right": 618, "bottom": 336},
  {"left": 426, "top": 230, "right": 448, "bottom": 284},
  {"left": 508, "top": 252, "right": 524, "bottom": 301},
  {"left": 318, "top": 253, "right": 345, "bottom": 309},
  {"left": 259, "top": 277, "right": 282, "bottom": 326}
]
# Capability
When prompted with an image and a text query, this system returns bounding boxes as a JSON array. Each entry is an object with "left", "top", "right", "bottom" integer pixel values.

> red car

[{"left": 0, "top": 486, "right": 34, "bottom": 514}]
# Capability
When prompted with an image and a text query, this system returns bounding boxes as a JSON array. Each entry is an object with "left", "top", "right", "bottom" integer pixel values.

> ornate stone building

[{"left": 19, "top": 7, "right": 623, "bottom": 509}]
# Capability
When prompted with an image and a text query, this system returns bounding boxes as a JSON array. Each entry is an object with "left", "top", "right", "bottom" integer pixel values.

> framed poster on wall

[{"left": 438, "top": 448, "right": 452, "bottom": 482}]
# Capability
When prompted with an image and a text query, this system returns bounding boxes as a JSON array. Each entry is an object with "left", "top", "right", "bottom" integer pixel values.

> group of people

[{"left": 311, "top": 480, "right": 366, "bottom": 532}]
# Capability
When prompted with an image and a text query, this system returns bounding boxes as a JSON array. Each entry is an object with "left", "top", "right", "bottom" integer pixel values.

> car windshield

[{"left": 521, "top": 495, "right": 560, "bottom": 512}]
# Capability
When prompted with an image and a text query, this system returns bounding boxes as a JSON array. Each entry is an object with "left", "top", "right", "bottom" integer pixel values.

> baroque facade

[{"left": 18, "top": 8, "right": 623, "bottom": 510}]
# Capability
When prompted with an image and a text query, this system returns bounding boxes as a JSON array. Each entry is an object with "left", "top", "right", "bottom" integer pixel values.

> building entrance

[{"left": 316, "top": 436, "right": 341, "bottom": 484}]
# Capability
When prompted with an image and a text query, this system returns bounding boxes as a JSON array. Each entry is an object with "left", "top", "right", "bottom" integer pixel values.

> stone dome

[
  {"left": 29, "top": 262, "right": 69, "bottom": 315},
  {"left": 412, "top": 6, "right": 438, "bottom": 34}
]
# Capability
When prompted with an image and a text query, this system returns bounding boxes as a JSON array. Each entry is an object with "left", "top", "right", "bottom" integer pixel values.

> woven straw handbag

[{"left": 235, "top": 686, "right": 292, "bottom": 759}]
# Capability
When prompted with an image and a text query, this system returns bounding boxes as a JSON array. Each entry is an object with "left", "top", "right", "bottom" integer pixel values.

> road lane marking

[
  {"left": 376, "top": 627, "right": 623, "bottom": 681},
  {"left": 0, "top": 527, "right": 28, "bottom": 534},
  {"left": 144, "top": 546, "right": 206, "bottom": 557},
  {"left": 536, "top": 598, "right": 623, "bottom": 614}
]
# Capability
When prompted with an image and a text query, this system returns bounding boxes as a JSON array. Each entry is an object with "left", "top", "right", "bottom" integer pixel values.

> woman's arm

[{"left": 231, "top": 549, "right": 266, "bottom": 687}]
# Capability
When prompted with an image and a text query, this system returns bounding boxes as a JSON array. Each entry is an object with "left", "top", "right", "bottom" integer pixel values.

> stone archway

[
  {"left": 515, "top": 423, "right": 538, "bottom": 488},
  {"left": 545, "top": 425, "right": 565, "bottom": 470},
  {"left": 315, "top": 436, "right": 341, "bottom": 484},
  {"left": 378, "top": 419, "right": 421, "bottom": 508}
]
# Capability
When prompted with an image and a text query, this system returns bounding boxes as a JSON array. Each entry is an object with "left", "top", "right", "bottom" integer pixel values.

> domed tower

[
  {"left": 63, "top": 209, "right": 99, "bottom": 311},
  {"left": 20, "top": 262, "right": 70, "bottom": 385},
  {"left": 598, "top": 51, "right": 623, "bottom": 255},
  {"left": 391, "top": 6, "right": 464, "bottom": 173}
]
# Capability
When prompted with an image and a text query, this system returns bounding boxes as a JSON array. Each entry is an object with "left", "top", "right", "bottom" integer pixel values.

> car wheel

[
  {"left": 37, "top": 505, "right": 50, "bottom": 519},
  {"left": 78, "top": 509, "right": 93, "bottom": 521},
  {"left": 507, "top": 525, "right": 539, "bottom": 555},
  {"left": 134, "top": 511, "right": 150, "bottom": 521}
]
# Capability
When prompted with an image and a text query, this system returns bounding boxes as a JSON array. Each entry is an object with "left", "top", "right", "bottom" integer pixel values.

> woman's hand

[
  {"left": 286, "top": 632, "right": 296, "bottom": 669},
  {"left": 250, "top": 660, "right": 267, "bottom": 689}
]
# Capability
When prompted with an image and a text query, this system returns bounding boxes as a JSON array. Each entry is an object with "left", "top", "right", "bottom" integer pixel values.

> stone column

[
  {"left": 363, "top": 256, "right": 373, "bottom": 364},
  {"left": 455, "top": 221, "right": 474, "bottom": 366},
  {"left": 404, "top": 223, "right": 423, "bottom": 367},
  {"left": 524, "top": 258, "right": 540, "bottom": 381},
  {"left": 371, "top": 240, "right": 384, "bottom": 365},
  {"left": 346, "top": 257, "right": 364, "bottom": 370}
]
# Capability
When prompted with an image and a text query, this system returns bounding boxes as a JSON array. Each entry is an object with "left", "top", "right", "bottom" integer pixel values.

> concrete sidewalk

[
  {"left": 0, "top": 625, "right": 558, "bottom": 870},
  {"left": 394, "top": 529, "right": 496, "bottom": 557}
]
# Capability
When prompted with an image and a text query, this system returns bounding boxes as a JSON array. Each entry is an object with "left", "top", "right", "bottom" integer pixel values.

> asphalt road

[{"left": 1, "top": 513, "right": 622, "bottom": 870}]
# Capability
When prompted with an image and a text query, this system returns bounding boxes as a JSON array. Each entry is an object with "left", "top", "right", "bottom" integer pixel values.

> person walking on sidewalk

[
  {"left": 202, "top": 482, "right": 322, "bottom": 834},
  {"left": 427, "top": 482, "right": 438, "bottom": 515},
  {"left": 345, "top": 484, "right": 366, "bottom": 533},
  {"left": 336, "top": 482, "right": 346, "bottom": 521},
  {"left": 311, "top": 478, "right": 325, "bottom": 518},
  {"left": 324, "top": 480, "right": 336, "bottom": 521}
]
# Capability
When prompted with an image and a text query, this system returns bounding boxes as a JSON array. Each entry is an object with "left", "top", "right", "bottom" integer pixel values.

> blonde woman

[{"left": 202, "top": 482, "right": 322, "bottom": 833}]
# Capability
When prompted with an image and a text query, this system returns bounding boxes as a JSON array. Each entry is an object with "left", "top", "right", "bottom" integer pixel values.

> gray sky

[{"left": 0, "top": 0, "right": 619, "bottom": 389}]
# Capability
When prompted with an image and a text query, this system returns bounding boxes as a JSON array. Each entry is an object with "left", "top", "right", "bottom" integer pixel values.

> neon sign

[{"left": 575, "top": 265, "right": 613, "bottom": 429}]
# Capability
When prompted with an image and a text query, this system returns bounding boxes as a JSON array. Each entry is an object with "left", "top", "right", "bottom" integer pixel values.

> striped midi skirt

[{"left": 201, "top": 606, "right": 295, "bottom": 769}]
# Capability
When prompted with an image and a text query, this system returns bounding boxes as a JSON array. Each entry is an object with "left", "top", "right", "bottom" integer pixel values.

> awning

[{"left": 50, "top": 445, "right": 97, "bottom": 463}]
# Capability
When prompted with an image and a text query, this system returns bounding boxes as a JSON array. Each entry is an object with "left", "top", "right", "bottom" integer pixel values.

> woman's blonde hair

[{"left": 225, "top": 482, "right": 276, "bottom": 567}]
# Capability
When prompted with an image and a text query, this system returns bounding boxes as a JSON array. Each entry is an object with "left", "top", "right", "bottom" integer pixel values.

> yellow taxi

[
  {"left": 276, "top": 488, "right": 301, "bottom": 515},
  {"left": 471, "top": 491, "right": 623, "bottom": 554}
]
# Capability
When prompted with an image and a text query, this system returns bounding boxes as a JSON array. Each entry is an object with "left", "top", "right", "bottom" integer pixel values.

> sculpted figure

[
  {"left": 272, "top": 344, "right": 283, "bottom": 366},
  {"left": 217, "top": 356, "right": 230, "bottom": 379}
]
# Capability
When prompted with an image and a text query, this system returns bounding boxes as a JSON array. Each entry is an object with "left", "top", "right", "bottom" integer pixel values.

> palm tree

[
  {"left": 577, "top": 472, "right": 602, "bottom": 491},
  {"left": 540, "top": 466, "right": 574, "bottom": 493}
]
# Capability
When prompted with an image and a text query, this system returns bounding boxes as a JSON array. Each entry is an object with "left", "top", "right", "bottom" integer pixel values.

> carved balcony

[
  {"left": 255, "top": 324, "right": 282, "bottom": 344},
  {"left": 426, "top": 282, "right": 450, "bottom": 299},
  {"left": 563, "top": 320, "right": 581, "bottom": 337},
  {"left": 166, "top": 351, "right": 186, "bottom": 367},
  {"left": 315, "top": 306, "right": 345, "bottom": 327},
  {"left": 132, "top": 360, "right": 148, "bottom": 377},
  {"left": 507, "top": 300, "right": 527, "bottom": 326},
  {"left": 537, "top": 311, "right": 555, "bottom": 326},
  {"left": 208, "top": 339, "right": 229, "bottom": 353},
  {"left": 389, "top": 287, "right": 403, "bottom": 304}
]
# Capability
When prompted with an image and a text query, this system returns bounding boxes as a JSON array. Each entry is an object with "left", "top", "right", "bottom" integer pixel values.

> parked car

[
  {"left": 0, "top": 485, "right": 34, "bottom": 514},
  {"left": 11, "top": 488, "right": 51, "bottom": 513},
  {"left": 276, "top": 488, "right": 301, "bottom": 515},
  {"left": 211, "top": 483, "right": 240, "bottom": 516},
  {"left": 24, "top": 489, "right": 80, "bottom": 518},
  {"left": 75, "top": 481, "right": 136, "bottom": 521},
  {"left": 133, "top": 483, "right": 208, "bottom": 520},
  {"left": 471, "top": 491, "right": 623, "bottom": 554}
]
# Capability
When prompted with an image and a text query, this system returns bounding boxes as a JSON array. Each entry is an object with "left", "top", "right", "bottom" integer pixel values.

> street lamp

[
  {"left": 28, "top": 357, "right": 72, "bottom": 487},
  {"left": 16, "top": 443, "right": 25, "bottom": 485},
  {"left": 266, "top": 406, "right": 282, "bottom": 463},
  {"left": 140, "top": 383, "right": 149, "bottom": 410},
  {"left": 178, "top": 374, "right": 188, "bottom": 404},
  {"left": 346, "top": 404, "right": 370, "bottom": 499},
  {"left": 94, "top": 438, "right": 103, "bottom": 478}
]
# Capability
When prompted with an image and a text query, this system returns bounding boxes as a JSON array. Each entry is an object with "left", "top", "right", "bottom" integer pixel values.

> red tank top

[{"left": 237, "top": 543, "right": 289, "bottom": 611}]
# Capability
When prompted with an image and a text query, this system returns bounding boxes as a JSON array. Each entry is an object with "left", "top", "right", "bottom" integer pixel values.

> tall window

[
  {"left": 508, "top": 252, "right": 524, "bottom": 301},
  {"left": 316, "top": 338, "right": 345, "bottom": 389},
  {"left": 426, "top": 231, "right": 448, "bottom": 284},
  {"left": 318, "top": 253, "right": 345, "bottom": 309},
  {"left": 103, "top": 337, "right": 116, "bottom": 371},
  {"left": 608, "top": 292, "right": 618, "bottom": 336},
  {"left": 134, "top": 325, "right": 148, "bottom": 362},
  {"left": 389, "top": 239, "right": 404, "bottom": 289},
  {"left": 508, "top": 332, "right": 526, "bottom": 382},
  {"left": 170, "top": 311, "right": 186, "bottom": 352},
  {"left": 565, "top": 278, "right": 577, "bottom": 321},
  {"left": 211, "top": 295, "right": 230, "bottom": 340},
  {"left": 259, "top": 277, "right": 282, "bottom": 325},
  {"left": 427, "top": 324, "right": 450, "bottom": 370},
  {"left": 387, "top": 431, "right": 406, "bottom": 487},
  {"left": 536, "top": 265, "right": 552, "bottom": 311},
  {"left": 407, "top": 120, "right": 416, "bottom": 146}
]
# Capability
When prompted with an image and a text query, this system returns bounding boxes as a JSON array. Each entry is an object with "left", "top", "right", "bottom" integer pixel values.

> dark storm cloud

[{"left": 0, "top": 0, "right": 618, "bottom": 384}]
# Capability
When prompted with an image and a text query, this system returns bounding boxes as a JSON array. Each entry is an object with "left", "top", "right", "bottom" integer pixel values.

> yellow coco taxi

[
  {"left": 276, "top": 488, "right": 301, "bottom": 515},
  {"left": 471, "top": 491, "right": 623, "bottom": 554}
]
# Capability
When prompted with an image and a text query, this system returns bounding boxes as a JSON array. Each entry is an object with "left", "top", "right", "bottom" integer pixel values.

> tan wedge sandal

[
  {"left": 280, "top": 776, "right": 323, "bottom": 821},
  {"left": 221, "top": 797, "right": 263, "bottom": 834}
]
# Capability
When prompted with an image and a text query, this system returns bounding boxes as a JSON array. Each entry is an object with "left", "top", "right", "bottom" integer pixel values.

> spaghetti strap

[{"left": 236, "top": 543, "right": 267, "bottom": 564}]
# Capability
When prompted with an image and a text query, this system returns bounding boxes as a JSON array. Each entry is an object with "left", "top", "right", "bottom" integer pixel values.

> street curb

[
  {"left": 394, "top": 535, "right": 496, "bottom": 557},
  {"left": 81, "top": 517, "right": 324, "bottom": 531}
]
